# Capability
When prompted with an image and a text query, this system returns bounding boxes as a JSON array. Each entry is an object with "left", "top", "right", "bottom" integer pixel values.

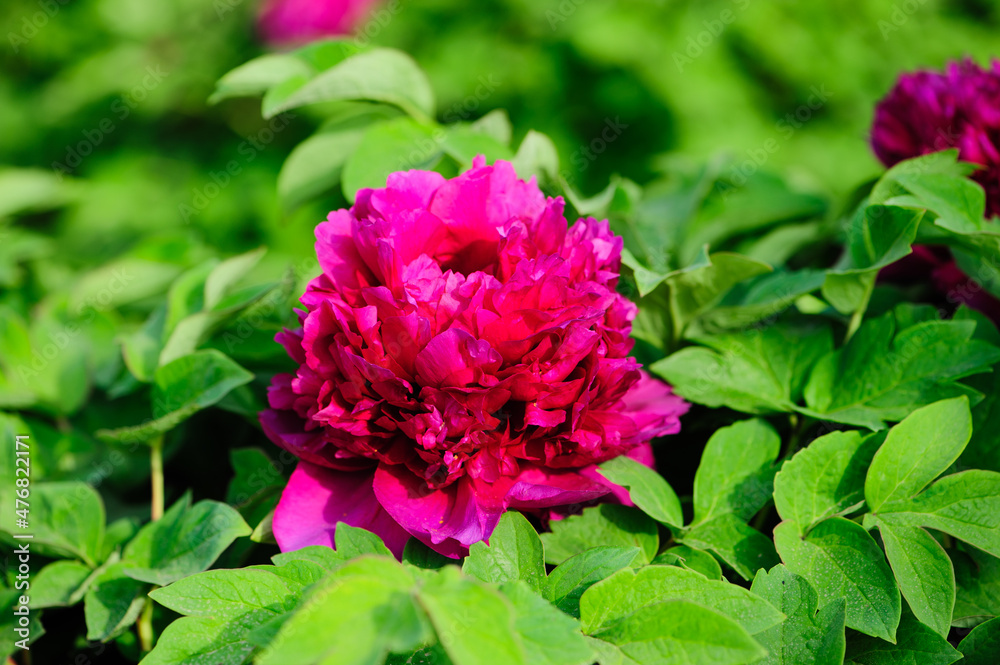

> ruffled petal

[
  {"left": 273, "top": 461, "right": 410, "bottom": 557},
  {"left": 373, "top": 463, "right": 501, "bottom": 558}
]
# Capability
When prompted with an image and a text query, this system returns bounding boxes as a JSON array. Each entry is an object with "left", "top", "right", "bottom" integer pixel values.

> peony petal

[
  {"left": 504, "top": 464, "right": 611, "bottom": 509},
  {"left": 373, "top": 464, "right": 500, "bottom": 557},
  {"left": 414, "top": 329, "right": 502, "bottom": 388},
  {"left": 273, "top": 461, "right": 410, "bottom": 557}
]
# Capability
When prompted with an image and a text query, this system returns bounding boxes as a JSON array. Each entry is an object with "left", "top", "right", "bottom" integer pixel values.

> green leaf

[
  {"left": 665, "top": 250, "right": 772, "bottom": 337},
  {"left": 820, "top": 203, "right": 923, "bottom": 318},
  {"left": 652, "top": 323, "right": 832, "bottom": 414},
  {"left": 139, "top": 616, "right": 255, "bottom": 665},
  {"left": 159, "top": 281, "right": 281, "bottom": 366},
  {"left": 590, "top": 599, "right": 767, "bottom": 665},
  {"left": 874, "top": 470, "right": 1000, "bottom": 558},
  {"left": 0, "top": 167, "right": 74, "bottom": 218},
  {"left": 511, "top": 130, "right": 560, "bottom": 184},
  {"left": 84, "top": 562, "right": 148, "bottom": 642},
  {"left": 257, "top": 556, "right": 430, "bottom": 665},
  {"left": 278, "top": 126, "right": 366, "bottom": 211},
  {"left": 0, "top": 588, "right": 45, "bottom": 654},
  {"left": 865, "top": 397, "right": 972, "bottom": 513},
  {"left": 774, "top": 430, "right": 882, "bottom": 533},
  {"left": 342, "top": 117, "right": 441, "bottom": 202},
  {"left": 892, "top": 169, "right": 986, "bottom": 233},
  {"left": 874, "top": 519, "right": 955, "bottom": 638},
  {"left": 693, "top": 418, "right": 780, "bottom": 523},
  {"left": 539, "top": 504, "right": 658, "bottom": 566},
  {"left": 651, "top": 545, "right": 723, "bottom": 580},
  {"left": 203, "top": 247, "right": 267, "bottom": 310},
  {"left": 774, "top": 518, "right": 900, "bottom": 642},
  {"left": 272, "top": 545, "right": 345, "bottom": 570},
  {"left": 547, "top": 547, "right": 640, "bottom": 617},
  {"left": 580, "top": 565, "right": 784, "bottom": 637},
  {"left": 697, "top": 269, "right": 827, "bottom": 331},
  {"left": 598, "top": 457, "right": 683, "bottom": 528},
  {"left": 16, "top": 481, "right": 105, "bottom": 567},
  {"left": 97, "top": 350, "right": 253, "bottom": 444},
  {"left": 164, "top": 261, "right": 216, "bottom": 336},
  {"left": 417, "top": 566, "right": 527, "bottom": 665},
  {"left": 403, "top": 538, "right": 452, "bottom": 571},
  {"left": 121, "top": 494, "right": 251, "bottom": 586},
  {"left": 441, "top": 126, "right": 513, "bottom": 167},
  {"left": 468, "top": 109, "right": 513, "bottom": 144},
  {"left": 845, "top": 609, "right": 961, "bottom": 665},
  {"left": 335, "top": 523, "right": 394, "bottom": 559},
  {"left": 959, "top": 616, "right": 1000, "bottom": 665},
  {"left": 149, "top": 567, "right": 301, "bottom": 619},
  {"left": 29, "top": 560, "right": 93, "bottom": 609},
  {"left": 144, "top": 565, "right": 310, "bottom": 664},
  {"left": 226, "top": 447, "right": 283, "bottom": 523},
  {"left": 153, "top": 349, "right": 254, "bottom": 419},
  {"left": 838, "top": 205, "right": 925, "bottom": 273},
  {"left": 501, "top": 581, "right": 595, "bottom": 665},
  {"left": 264, "top": 48, "right": 435, "bottom": 121},
  {"left": 680, "top": 512, "right": 778, "bottom": 581},
  {"left": 681, "top": 170, "right": 826, "bottom": 265},
  {"left": 953, "top": 546, "right": 1000, "bottom": 627},
  {"left": 750, "top": 564, "right": 846, "bottom": 665},
  {"left": 962, "top": 360, "right": 1000, "bottom": 474},
  {"left": 463, "top": 511, "right": 546, "bottom": 593},
  {"left": 802, "top": 311, "right": 1000, "bottom": 429},
  {"left": 121, "top": 305, "right": 167, "bottom": 382},
  {"left": 209, "top": 54, "right": 314, "bottom": 104}
]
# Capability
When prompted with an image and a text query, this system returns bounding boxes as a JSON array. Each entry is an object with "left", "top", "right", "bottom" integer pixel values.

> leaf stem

[
  {"left": 150, "top": 435, "right": 164, "bottom": 522},
  {"left": 138, "top": 598, "right": 154, "bottom": 653},
  {"left": 781, "top": 413, "right": 807, "bottom": 462},
  {"left": 843, "top": 274, "right": 876, "bottom": 344}
]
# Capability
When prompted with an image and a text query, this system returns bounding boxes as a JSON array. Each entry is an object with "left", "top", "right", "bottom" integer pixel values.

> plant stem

[
  {"left": 150, "top": 435, "right": 164, "bottom": 522},
  {"left": 843, "top": 274, "right": 876, "bottom": 344},
  {"left": 781, "top": 413, "right": 807, "bottom": 461},
  {"left": 138, "top": 598, "right": 154, "bottom": 653}
]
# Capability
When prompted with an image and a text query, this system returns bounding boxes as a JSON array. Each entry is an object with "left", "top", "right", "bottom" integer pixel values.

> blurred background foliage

[
  {"left": 4, "top": 0, "right": 1000, "bottom": 260},
  {"left": 1, "top": 0, "right": 998, "bottom": 658},
  {"left": 1, "top": 0, "right": 997, "bottom": 517}
]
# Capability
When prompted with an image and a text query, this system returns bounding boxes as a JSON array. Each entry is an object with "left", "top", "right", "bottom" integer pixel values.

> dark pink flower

[
  {"left": 872, "top": 59, "right": 1000, "bottom": 321},
  {"left": 872, "top": 58, "right": 1000, "bottom": 217},
  {"left": 257, "top": 0, "right": 380, "bottom": 47},
  {"left": 261, "top": 157, "right": 689, "bottom": 557}
]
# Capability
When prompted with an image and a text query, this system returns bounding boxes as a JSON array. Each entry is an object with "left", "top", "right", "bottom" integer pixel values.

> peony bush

[{"left": 5, "top": 18, "right": 1000, "bottom": 665}]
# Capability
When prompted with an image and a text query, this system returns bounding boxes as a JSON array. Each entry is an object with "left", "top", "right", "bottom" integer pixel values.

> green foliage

[
  {"left": 463, "top": 511, "right": 547, "bottom": 593},
  {"left": 8, "top": 3, "right": 1000, "bottom": 661},
  {"left": 750, "top": 565, "right": 846, "bottom": 665}
]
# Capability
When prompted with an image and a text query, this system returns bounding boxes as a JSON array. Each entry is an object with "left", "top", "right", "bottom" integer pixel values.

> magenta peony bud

[
  {"left": 257, "top": 0, "right": 381, "bottom": 47},
  {"left": 871, "top": 60, "right": 1000, "bottom": 320},
  {"left": 872, "top": 59, "right": 1000, "bottom": 217},
  {"left": 259, "top": 157, "right": 689, "bottom": 558}
]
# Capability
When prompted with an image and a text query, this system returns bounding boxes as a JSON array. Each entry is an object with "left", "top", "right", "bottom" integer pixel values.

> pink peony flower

[
  {"left": 257, "top": 0, "right": 380, "bottom": 47},
  {"left": 260, "top": 157, "right": 689, "bottom": 558},
  {"left": 871, "top": 59, "right": 1000, "bottom": 321}
]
